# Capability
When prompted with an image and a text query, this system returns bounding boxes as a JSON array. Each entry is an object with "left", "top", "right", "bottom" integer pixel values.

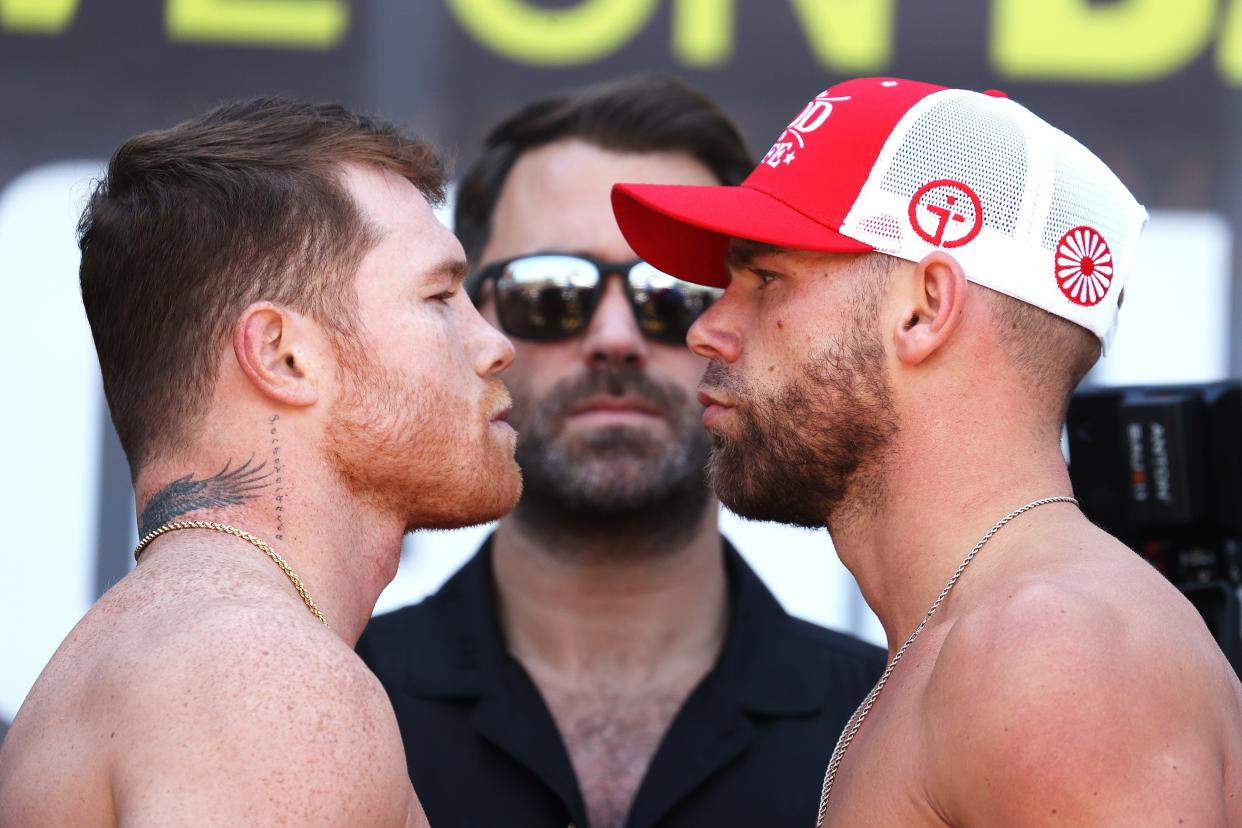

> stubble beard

[
  {"left": 507, "top": 365, "right": 713, "bottom": 559},
  {"left": 326, "top": 346, "right": 521, "bottom": 533},
  {"left": 706, "top": 312, "right": 898, "bottom": 534}
]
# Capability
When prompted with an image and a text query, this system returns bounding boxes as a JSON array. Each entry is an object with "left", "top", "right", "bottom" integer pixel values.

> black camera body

[{"left": 1067, "top": 380, "right": 1242, "bottom": 674}]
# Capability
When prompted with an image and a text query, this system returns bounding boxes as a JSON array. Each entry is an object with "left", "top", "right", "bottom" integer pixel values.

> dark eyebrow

[
  {"left": 726, "top": 240, "right": 793, "bottom": 286},
  {"left": 725, "top": 239, "right": 790, "bottom": 270}
]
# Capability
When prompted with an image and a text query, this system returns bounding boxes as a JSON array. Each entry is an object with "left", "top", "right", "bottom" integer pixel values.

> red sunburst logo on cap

[{"left": 1055, "top": 226, "right": 1114, "bottom": 307}]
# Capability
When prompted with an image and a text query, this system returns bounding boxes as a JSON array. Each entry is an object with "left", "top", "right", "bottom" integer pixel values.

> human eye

[{"left": 753, "top": 269, "right": 780, "bottom": 290}]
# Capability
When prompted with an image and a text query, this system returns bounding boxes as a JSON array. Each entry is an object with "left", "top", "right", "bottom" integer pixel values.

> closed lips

[
  {"left": 696, "top": 391, "right": 733, "bottom": 409},
  {"left": 568, "top": 396, "right": 663, "bottom": 417}
]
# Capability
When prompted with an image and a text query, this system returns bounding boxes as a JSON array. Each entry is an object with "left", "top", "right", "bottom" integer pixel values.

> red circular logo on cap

[
  {"left": 1055, "top": 226, "right": 1114, "bottom": 306},
  {"left": 907, "top": 180, "right": 983, "bottom": 249}
]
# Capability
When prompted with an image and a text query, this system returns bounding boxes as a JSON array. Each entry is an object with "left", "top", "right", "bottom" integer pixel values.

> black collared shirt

[{"left": 357, "top": 538, "right": 885, "bottom": 828}]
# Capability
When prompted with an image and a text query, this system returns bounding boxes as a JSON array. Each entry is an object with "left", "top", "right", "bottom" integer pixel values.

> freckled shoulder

[{"left": 113, "top": 609, "right": 417, "bottom": 827}]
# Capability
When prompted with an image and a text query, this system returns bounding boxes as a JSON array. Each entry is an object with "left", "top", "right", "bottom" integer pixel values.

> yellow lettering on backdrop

[
  {"left": 992, "top": 0, "right": 1216, "bottom": 82},
  {"left": 166, "top": 0, "right": 348, "bottom": 49},
  {"left": 0, "top": 0, "right": 78, "bottom": 34},
  {"left": 446, "top": 0, "right": 658, "bottom": 66},
  {"left": 1219, "top": 0, "right": 1242, "bottom": 84},
  {"left": 672, "top": 0, "right": 733, "bottom": 67},
  {"left": 789, "top": 0, "right": 894, "bottom": 72}
]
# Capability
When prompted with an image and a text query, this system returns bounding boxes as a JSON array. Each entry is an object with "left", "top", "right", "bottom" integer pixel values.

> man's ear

[
  {"left": 892, "top": 251, "right": 968, "bottom": 366},
  {"left": 232, "top": 302, "right": 321, "bottom": 407}
]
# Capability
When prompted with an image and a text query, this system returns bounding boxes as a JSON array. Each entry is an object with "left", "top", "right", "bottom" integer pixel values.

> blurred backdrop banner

[{"left": 3, "top": 0, "right": 1240, "bottom": 736}]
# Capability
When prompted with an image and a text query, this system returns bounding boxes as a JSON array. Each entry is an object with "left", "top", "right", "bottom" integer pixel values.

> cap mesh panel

[
  {"left": 877, "top": 94, "right": 1028, "bottom": 236},
  {"left": 840, "top": 86, "right": 1147, "bottom": 348}
]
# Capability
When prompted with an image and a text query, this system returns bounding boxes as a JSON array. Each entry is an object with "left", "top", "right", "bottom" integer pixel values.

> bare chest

[
  {"left": 821, "top": 653, "right": 948, "bottom": 827},
  {"left": 541, "top": 685, "right": 690, "bottom": 828}
]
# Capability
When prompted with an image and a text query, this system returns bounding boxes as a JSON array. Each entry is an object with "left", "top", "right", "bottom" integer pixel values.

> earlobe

[
  {"left": 894, "top": 252, "right": 967, "bottom": 366},
  {"left": 233, "top": 302, "right": 319, "bottom": 407}
]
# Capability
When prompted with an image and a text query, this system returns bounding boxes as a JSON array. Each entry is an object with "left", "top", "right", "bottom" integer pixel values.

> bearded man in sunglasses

[{"left": 357, "top": 74, "right": 884, "bottom": 828}]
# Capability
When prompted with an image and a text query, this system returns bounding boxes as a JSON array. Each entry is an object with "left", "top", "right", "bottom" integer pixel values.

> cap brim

[{"left": 612, "top": 183, "right": 873, "bottom": 288}]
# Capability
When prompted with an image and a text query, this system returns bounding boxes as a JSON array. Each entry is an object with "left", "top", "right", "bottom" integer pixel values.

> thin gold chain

[
  {"left": 132, "top": 520, "right": 329, "bottom": 628},
  {"left": 814, "top": 496, "right": 1078, "bottom": 826}
]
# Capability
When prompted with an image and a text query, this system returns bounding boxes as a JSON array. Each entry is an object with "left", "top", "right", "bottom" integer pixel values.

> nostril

[{"left": 587, "top": 350, "right": 643, "bottom": 368}]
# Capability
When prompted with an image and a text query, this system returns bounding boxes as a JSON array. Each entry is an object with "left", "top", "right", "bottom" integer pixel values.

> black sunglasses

[{"left": 469, "top": 253, "right": 722, "bottom": 344}]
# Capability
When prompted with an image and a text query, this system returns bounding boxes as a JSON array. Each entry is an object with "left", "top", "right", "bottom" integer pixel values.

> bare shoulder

[
  {"left": 112, "top": 608, "right": 419, "bottom": 827},
  {"left": 922, "top": 529, "right": 1242, "bottom": 825}
]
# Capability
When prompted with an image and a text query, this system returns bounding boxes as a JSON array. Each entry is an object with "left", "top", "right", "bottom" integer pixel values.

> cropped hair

[
  {"left": 455, "top": 72, "right": 753, "bottom": 279},
  {"left": 78, "top": 96, "right": 447, "bottom": 472}
]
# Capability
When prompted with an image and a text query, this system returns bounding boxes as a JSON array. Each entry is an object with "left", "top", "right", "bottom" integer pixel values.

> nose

[
  {"left": 687, "top": 288, "right": 743, "bottom": 364},
  {"left": 473, "top": 308, "right": 516, "bottom": 378},
  {"left": 580, "top": 275, "right": 648, "bottom": 369}
]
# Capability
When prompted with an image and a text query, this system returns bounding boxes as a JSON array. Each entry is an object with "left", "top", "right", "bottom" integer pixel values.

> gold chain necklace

[
  {"left": 133, "top": 520, "right": 329, "bottom": 628},
  {"left": 814, "top": 496, "right": 1078, "bottom": 826}
]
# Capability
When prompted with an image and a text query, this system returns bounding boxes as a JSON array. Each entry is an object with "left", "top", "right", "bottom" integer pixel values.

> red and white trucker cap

[{"left": 612, "top": 77, "right": 1148, "bottom": 352}]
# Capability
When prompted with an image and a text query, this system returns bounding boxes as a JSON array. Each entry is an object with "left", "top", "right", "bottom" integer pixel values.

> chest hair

[{"left": 540, "top": 683, "right": 693, "bottom": 828}]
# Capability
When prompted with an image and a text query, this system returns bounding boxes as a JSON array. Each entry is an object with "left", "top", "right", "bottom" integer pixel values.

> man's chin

[
  {"left": 716, "top": 490, "right": 826, "bottom": 531},
  {"left": 709, "top": 450, "right": 822, "bottom": 530},
  {"left": 712, "top": 476, "right": 775, "bottom": 524},
  {"left": 403, "top": 461, "right": 523, "bottom": 533}
]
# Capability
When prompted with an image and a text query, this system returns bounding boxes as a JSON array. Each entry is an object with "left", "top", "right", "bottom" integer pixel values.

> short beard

[
  {"left": 326, "top": 343, "right": 519, "bottom": 532},
  {"left": 706, "top": 304, "right": 898, "bottom": 533},
  {"left": 508, "top": 365, "right": 713, "bottom": 559}
]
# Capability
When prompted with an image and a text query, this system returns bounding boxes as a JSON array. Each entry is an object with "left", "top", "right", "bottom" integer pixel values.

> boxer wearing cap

[{"left": 613, "top": 77, "right": 1242, "bottom": 826}]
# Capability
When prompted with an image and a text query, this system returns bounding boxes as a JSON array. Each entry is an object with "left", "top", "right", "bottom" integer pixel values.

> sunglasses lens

[
  {"left": 627, "top": 262, "right": 723, "bottom": 343},
  {"left": 494, "top": 255, "right": 600, "bottom": 340}
]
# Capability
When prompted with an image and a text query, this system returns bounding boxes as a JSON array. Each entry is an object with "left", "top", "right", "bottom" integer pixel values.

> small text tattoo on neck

[
  {"left": 270, "top": 414, "right": 285, "bottom": 541},
  {"left": 139, "top": 456, "right": 271, "bottom": 537}
]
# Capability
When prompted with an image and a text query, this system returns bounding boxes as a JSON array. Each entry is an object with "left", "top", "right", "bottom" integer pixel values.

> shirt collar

[{"left": 401, "top": 534, "right": 837, "bottom": 716}]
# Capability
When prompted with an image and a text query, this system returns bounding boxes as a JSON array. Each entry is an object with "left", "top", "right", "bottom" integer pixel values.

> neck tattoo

[
  {"left": 814, "top": 495, "right": 1078, "bottom": 825},
  {"left": 133, "top": 520, "right": 329, "bottom": 628}
]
